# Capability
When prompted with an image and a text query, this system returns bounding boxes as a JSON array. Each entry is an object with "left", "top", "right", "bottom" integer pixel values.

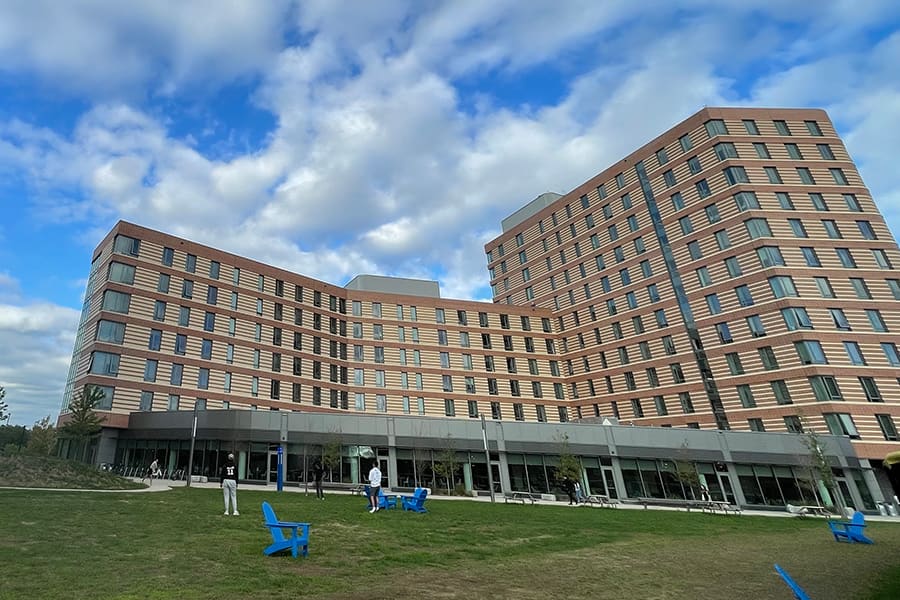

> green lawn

[{"left": 1, "top": 487, "right": 898, "bottom": 600}]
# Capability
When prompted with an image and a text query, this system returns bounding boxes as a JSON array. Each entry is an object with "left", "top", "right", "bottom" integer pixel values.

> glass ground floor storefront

[
  {"left": 102, "top": 435, "right": 880, "bottom": 513},
  {"left": 78, "top": 409, "right": 890, "bottom": 513}
]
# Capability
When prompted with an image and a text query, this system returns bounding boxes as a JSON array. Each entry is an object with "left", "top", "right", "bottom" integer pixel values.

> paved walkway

[{"left": 4, "top": 478, "right": 899, "bottom": 523}]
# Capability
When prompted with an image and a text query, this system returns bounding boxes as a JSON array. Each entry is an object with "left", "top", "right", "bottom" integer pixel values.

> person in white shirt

[{"left": 368, "top": 461, "right": 382, "bottom": 513}]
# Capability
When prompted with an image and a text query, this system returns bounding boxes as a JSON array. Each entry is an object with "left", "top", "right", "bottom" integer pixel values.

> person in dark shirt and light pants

[{"left": 221, "top": 453, "right": 239, "bottom": 516}]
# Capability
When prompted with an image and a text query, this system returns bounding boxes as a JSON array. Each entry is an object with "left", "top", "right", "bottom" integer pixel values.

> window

[
  {"left": 769, "top": 276, "right": 798, "bottom": 298},
  {"left": 723, "top": 166, "right": 749, "bottom": 185},
  {"left": 679, "top": 133, "right": 692, "bottom": 151},
  {"left": 758, "top": 346, "right": 779, "bottom": 370},
  {"left": 866, "top": 309, "right": 888, "bottom": 332},
  {"left": 849, "top": 278, "right": 871, "bottom": 299},
  {"left": 882, "top": 342, "right": 900, "bottom": 366},
  {"left": 746, "top": 315, "right": 766, "bottom": 337},
  {"left": 876, "top": 414, "right": 899, "bottom": 441},
  {"left": 671, "top": 192, "right": 684, "bottom": 211},
  {"left": 679, "top": 216, "right": 693, "bottom": 235},
  {"left": 805, "top": 120, "right": 823, "bottom": 136},
  {"left": 784, "top": 416, "right": 803, "bottom": 433},
  {"left": 830, "top": 307, "right": 850, "bottom": 329},
  {"left": 797, "top": 167, "right": 815, "bottom": 185},
  {"left": 781, "top": 307, "right": 812, "bottom": 330},
  {"left": 97, "top": 320, "right": 126, "bottom": 344},
  {"left": 776, "top": 192, "right": 794, "bottom": 210},
  {"left": 718, "top": 353, "right": 743, "bottom": 377},
  {"left": 756, "top": 246, "right": 785, "bottom": 268},
  {"left": 787, "top": 219, "right": 808, "bottom": 238},
  {"left": 753, "top": 142, "right": 771, "bottom": 158},
  {"left": 89, "top": 351, "right": 120, "bottom": 375},
  {"left": 836, "top": 248, "right": 856, "bottom": 268},
  {"left": 148, "top": 329, "right": 162, "bottom": 351},
  {"left": 615, "top": 173, "right": 625, "bottom": 189},
  {"left": 743, "top": 119, "right": 760, "bottom": 135},
  {"left": 844, "top": 194, "right": 862, "bottom": 212},
  {"left": 174, "top": 333, "right": 187, "bottom": 355},
  {"left": 873, "top": 249, "right": 893, "bottom": 269},
  {"left": 663, "top": 170, "right": 677, "bottom": 187},
  {"left": 795, "top": 340, "right": 827, "bottom": 364},
  {"left": 764, "top": 166, "right": 783, "bottom": 184},
  {"left": 844, "top": 341, "right": 866, "bottom": 365},
  {"left": 830, "top": 168, "right": 849, "bottom": 185},
  {"left": 823, "top": 413, "right": 859, "bottom": 439},
  {"left": 444, "top": 399, "right": 456, "bottom": 417},
  {"left": 143, "top": 360, "right": 158, "bottom": 382},
  {"left": 705, "top": 119, "right": 728, "bottom": 136},
  {"left": 157, "top": 273, "right": 171, "bottom": 294},
  {"left": 727, "top": 258, "right": 743, "bottom": 278},
  {"left": 773, "top": 120, "right": 791, "bottom": 135},
  {"left": 656, "top": 147, "right": 669, "bottom": 165},
  {"left": 737, "top": 384, "right": 756, "bottom": 408},
  {"left": 113, "top": 234, "right": 141, "bottom": 256},
  {"left": 107, "top": 262, "right": 135, "bottom": 285},
  {"left": 816, "top": 217, "right": 841, "bottom": 238},
  {"left": 679, "top": 392, "right": 695, "bottom": 414},
  {"left": 857, "top": 220, "right": 877, "bottom": 240},
  {"left": 716, "top": 322, "right": 733, "bottom": 343},
  {"left": 745, "top": 218, "right": 771, "bottom": 239},
  {"left": 734, "top": 191, "right": 760, "bottom": 211},
  {"left": 815, "top": 277, "right": 836, "bottom": 298},
  {"left": 770, "top": 380, "right": 793, "bottom": 405},
  {"left": 695, "top": 179, "right": 711, "bottom": 198},
  {"left": 714, "top": 142, "right": 738, "bottom": 160},
  {"left": 785, "top": 143, "right": 803, "bottom": 160},
  {"left": 735, "top": 285, "right": 754, "bottom": 307},
  {"left": 203, "top": 311, "right": 215, "bottom": 332},
  {"left": 801, "top": 247, "right": 821, "bottom": 267}
]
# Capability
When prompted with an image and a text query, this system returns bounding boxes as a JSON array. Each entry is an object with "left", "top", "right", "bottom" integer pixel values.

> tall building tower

[{"left": 486, "top": 107, "right": 900, "bottom": 461}]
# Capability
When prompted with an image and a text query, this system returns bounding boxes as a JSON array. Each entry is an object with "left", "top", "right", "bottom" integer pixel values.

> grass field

[{"left": 1, "top": 486, "right": 898, "bottom": 600}]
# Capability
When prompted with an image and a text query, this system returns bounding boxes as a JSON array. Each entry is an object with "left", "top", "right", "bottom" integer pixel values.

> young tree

[
  {"left": 555, "top": 432, "right": 581, "bottom": 482},
  {"left": 432, "top": 437, "right": 460, "bottom": 495},
  {"left": 59, "top": 385, "right": 106, "bottom": 463},
  {"left": 413, "top": 447, "right": 431, "bottom": 489},
  {"left": 673, "top": 440, "right": 701, "bottom": 500},
  {"left": 26, "top": 416, "right": 57, "bottom": 456},
  {"left": 321, "top": 435, "right": 342, "bottom": 481},
  {"left": 800, "top": 423, "right": 845, "bottom": 514},
  {"left": 0, "top": 385, "right": 8, "bottom": 423}
]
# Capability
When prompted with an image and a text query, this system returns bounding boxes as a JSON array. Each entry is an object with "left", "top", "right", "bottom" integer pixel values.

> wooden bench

[
  {"left": 584, "top": 494, "right": 619, "bottom": 508},
  {"left": 504, "top": 492, "right": 538, "bottom": 504}
]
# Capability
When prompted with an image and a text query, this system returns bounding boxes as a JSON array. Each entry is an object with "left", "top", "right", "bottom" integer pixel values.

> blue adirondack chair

[
  {"left": 362, "top": 487, "right": 397, "bottom": 510},
  {"left": 401, "top": 487, "right": 428, "bottom": 513},
  {"left": 774, "top": 564, "right": 812, "bottom": 600},
  {"left": 261, "top": 501, "right": 310, "bottom": 558},
  {"left": 828, "top": 511, "right": 873, "bottom": 544}
]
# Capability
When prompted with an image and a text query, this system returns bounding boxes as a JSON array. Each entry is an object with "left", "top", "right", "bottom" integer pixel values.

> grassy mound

[{"left": 0, "top": 454, "right": 145, "bottom": 490}]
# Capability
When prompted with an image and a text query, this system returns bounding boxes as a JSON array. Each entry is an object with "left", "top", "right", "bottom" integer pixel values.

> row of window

[{"left": 486, "top": 118, "right": 828, "bottom": 265}]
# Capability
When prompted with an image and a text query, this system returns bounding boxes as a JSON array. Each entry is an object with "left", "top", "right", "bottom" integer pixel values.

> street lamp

[
  {"left": 481, "top": 413, "right": 495, "bottom": 503},
  {"left": 186, "top": 404, "right": 198, "bottom": 488}
]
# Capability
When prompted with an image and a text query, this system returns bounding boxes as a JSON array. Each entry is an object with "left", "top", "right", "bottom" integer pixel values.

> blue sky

[{"left": 1, "top": 1, "right": 899, "bottom": 426}]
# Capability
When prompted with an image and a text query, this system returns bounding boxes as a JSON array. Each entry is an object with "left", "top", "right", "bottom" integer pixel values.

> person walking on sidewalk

[
  {"left": 368, "top": 461, "right": 382, "bottom": 513},
  {"left": 220, "top": 453, "right": 239, "bottom": 516}
]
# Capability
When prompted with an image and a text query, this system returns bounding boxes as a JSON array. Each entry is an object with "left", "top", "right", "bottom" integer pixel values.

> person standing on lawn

[
  {"left": 368, "top": 461, "right": 382, "bottom": 513},
  {"left": 313, "top": 460, "right": 325, "bottom": 500},
  {"left": 221, "top": 453, "right": 239, "bottom": 516}
]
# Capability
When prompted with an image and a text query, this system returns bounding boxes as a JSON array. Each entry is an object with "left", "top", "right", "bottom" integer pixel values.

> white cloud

[
  {"left": 0, "top": 302, "right": 80, "bottom": 426},
  {"left": 2, "top": 1, "right": 900, "bottom": 426}
]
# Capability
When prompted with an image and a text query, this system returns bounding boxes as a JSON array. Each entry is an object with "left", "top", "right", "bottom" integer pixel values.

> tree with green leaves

[
  {"left": 799, "top": 421, "right": 844, "bottom": 514},
  {"left": 321, "top": 435, "right": 342, "bottom": 481},
  {"left": 673, "top": 440, "right": 701, "bottom": 500},
  {"left": 59, "top": 385, "right": 106, "bottom": 463},
  {"left": 555, "top": 432, "right": 581, "bottom": 482},
  {"left": 432, "top": 436, "right": 460, "bottom": 495},
  {"left": 0, "top": 385, "right": 8, "bottom": 423},
  {"left": 26, "top": 416, "right": 57, "bottom": 456}
]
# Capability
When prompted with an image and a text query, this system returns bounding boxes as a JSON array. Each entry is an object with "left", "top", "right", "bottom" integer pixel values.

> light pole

[
  {"left": 186, "top": 405, "right": 198, "bottom": 488},
  {"left": 481, "top": 413, "right": 495, "bottom": 503}
]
